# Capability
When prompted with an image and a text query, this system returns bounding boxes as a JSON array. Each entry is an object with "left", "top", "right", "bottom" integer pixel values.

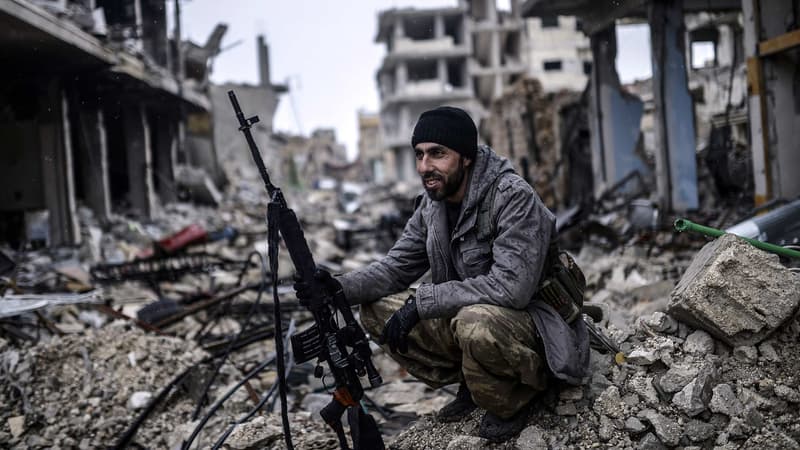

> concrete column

[
  {"left": 396, "top": 62, "right": 408, "bottom": 95},
  {"left": 257, "top": 35, "right": 271, "bottom": 87},
  {"left": 437, "top": 58, "right": 448, "bottom": 90},
  {"left": 78, "top": 105, "right": 112, "bottom": 220},
  {"left": 588, "top": 26, "right": 647, "bottom": 198},
  {"left": 153, "top": 115, "right": 178, "bottom": 203},
  {"left": 40, "top": 81, "right": 80, "bottom": 246},
  {"left": 649, "top": 0, "right": 698, "bottom": 212},
  {"left": 123, "top": 104, "right": 156, "bottom": 217},
  {"left": 490, "top": 30, "right": 503, "bottom": 99},
  {"left": 742, "top": 0, "right": 770, "bottom": 204},
  {"left": 434, "top": 14, "right": 445, "bottom": 39},
  {"left": 394, "top": 15, "right": 405, "bottom": 40},
  {"left": 463, "top": 59, "right": 474, "bottom": 93},
  {"left": 462, "top": 15, "right": 472, "bottom": 49},
  {"left": 486, "top": 0, "right": 497, "bottom": 23}
]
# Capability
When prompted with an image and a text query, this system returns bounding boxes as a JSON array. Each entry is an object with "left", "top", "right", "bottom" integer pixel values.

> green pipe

[{"left": 674, "top": 218, "right": 800, "bottom": 260}]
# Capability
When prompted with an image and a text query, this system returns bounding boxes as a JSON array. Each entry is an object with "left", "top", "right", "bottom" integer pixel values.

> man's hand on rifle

[
  {"left": 380, "top": 295, "right": 420, "bottom": 354},
  {"left": 293, "top": 268, "right": 343, "bottom": 306}
]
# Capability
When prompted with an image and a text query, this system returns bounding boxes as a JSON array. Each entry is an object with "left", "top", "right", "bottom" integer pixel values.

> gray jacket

[{"left": 339, "top": 145, "right": 589, "bottom": 385}]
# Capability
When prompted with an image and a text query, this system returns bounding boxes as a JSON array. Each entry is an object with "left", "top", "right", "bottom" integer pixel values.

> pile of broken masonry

[{"left": 2, "top": 164, "right": 800, "bottom": 449}]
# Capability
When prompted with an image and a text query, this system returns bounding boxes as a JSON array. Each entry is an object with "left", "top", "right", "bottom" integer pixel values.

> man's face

[{"left": 414, "top": 142, "right": 471, "bottom": 202}]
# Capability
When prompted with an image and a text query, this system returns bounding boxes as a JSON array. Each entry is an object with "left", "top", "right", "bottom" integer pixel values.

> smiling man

[{"left": 295, "top": 106, "right": 589, "bottom": 442}]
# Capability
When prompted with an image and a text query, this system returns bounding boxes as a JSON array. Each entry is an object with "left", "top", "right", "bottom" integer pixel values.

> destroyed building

[
  {"left": 3, "top": 2, "right": 800, "bottom": 450},
  {"left": 375, "top": 0, "right": 526, "bottom": 182},
  {"left": 521, "top": 0, "right": 800, "bottom": 216},
  {"left": 525, "top": 14, "right": 592, "bottom": 93},
  {"left": 0, "top": 1, "right": 288, "bottom": 248}
]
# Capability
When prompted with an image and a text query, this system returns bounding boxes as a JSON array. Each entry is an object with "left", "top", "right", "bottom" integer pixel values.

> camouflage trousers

[{"left": 360, "top": 291, "right": 548, "bottom": 419}]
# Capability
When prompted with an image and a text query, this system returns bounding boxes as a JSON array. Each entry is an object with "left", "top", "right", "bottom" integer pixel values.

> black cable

[
  {"left": 190, "top": 250, "right": 269, "bottom": 421},
  {"left": 182, "top": 352, "right": 278, "bottom": 449},
  {"left": 114, "top": 331, "right": 282, "bottom": 449},
  {"left": 211, "top": 321, "right": 296, "bottom": 450},
  {"left": 268, "top": 203, "right": 294, "bottom": 450}
]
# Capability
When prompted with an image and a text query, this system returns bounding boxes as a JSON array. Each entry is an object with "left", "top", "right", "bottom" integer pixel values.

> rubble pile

[
  {"left": 0, "top": 327, "right": 208, "bottom": 449},
  {"left": 3, "top": 143, "right": 800, "bottom": 449}
]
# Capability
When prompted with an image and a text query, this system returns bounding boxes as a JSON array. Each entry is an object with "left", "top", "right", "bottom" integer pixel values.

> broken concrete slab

[{"left": 668, "top": 233, "right": 800, "bottom": 346}]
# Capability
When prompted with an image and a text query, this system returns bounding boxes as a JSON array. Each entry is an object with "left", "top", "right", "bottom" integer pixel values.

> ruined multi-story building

[
  {"left": 0, "top": 0, "right": 284, "bottom": 248},
  {"left": 525, "top": 15, "right": 592, "bottom": 93},
  {"left": 374, "top": 0, "right": 526, "bottom": 182}
]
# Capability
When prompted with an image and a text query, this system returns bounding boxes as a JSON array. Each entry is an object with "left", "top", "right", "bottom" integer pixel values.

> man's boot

[
  {"left": 478, "top": 404, "right": 532, "bottom": 443},
  {"left": 436, "top": 382, "right": 477, "bottom": 423}
]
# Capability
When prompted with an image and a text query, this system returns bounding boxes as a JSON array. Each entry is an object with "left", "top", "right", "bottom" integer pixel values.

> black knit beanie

[{"left": 411, "top": 106, "right": 477, "bottom": 160}]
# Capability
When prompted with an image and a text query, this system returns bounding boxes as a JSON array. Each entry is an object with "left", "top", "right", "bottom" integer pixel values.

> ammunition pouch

[{"left": 536, "top": 244, "right": 586, "bottom": 324}]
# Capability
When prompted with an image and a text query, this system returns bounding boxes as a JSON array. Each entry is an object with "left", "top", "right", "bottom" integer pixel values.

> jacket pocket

[{"left": 460, "top": 240, "right": 493, "bottom": 277}]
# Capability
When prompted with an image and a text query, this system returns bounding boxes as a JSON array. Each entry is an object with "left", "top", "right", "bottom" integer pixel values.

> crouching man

[{"left": 296, "top": 106, "right": 589, "bottom": 442}]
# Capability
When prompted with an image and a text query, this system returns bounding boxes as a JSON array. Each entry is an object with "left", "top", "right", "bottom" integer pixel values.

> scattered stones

[
  {"left": 627, "top": 348, "right": 659, "bottom": 365},
  {"left": 774, "top": 385, "right": 800, "bottom": 403},
  {"left": 126, "top": 391, "right": 152, "bottom": 410},
  {"left": 593, "top": 386, "right": 623, "bottom": 418},
  {"left": 225, "top": 416, "right": 283, "bottom": 449},
  {"left": 684, "top": 419, "right": 715, "bottom": 442},
  {"left": 516, "top": 425, "right": 548, "bottom": 449},
  {"left": 624, "top": 417, "right": 646, "bottom": 434},
  {"left": 638, "top": 409, "right": 681, "bottom": 447},
  {"left": 683, "top": 330, "right": 715, "bottom": 355},
  {"left": 758, "top": 341, "right": 780, "bottom": 362},
  {"left": 638, "top": 432, "right": 667, "bottom": 450},
  {"left": 445, "top": 435, "right": 488, "bottom": 450},
  {"left": 626, "top": 373, "right": 659, "bottom": 405},
  {"left": 642, "top": 312, "right": 679, "bottom": 334},
  {"left": 672, "top": 363, "right": 716, "bottom": 417},
  {"left": 710, "top": 383, "right": 744, "bottom": 417},
  {"left": 659, "top": 363, "right": 699, "bottom": 393},
  {"left": 598, "top": 415, "right": 615, "bottom": 442},
  {"left": 7, "top": 416, "right": 25, "bottom": 438},
  {"left": 733, "top": 345, "right": 758, "bottom": 364},
  {"left": 555, "top": 402, "right": 578, "bottom": 416}
]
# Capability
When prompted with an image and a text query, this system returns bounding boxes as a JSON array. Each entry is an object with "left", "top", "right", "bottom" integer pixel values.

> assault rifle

[{"left": 228, "top": 91, "right": 384, "bottom": 450}]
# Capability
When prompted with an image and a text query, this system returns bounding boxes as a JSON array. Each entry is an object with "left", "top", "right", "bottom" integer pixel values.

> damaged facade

[
  {"left": 375, "top": 0, "right": 526, "bottom": 182},
  {"left": 521, "top": 0, "right": 800, "bottom": 216},
  {"left": 0, "top": 0, "right": 285, "bottom": 248}
]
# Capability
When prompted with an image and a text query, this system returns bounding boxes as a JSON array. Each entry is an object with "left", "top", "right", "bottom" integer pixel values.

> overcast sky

[{"left": 179, "top": 1, "right": 651, "bottom": 159}]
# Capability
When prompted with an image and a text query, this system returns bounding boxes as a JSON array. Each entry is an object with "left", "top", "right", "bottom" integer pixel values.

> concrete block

[{"left": 668, "top": 233, "right": 800, "bottom": 346}]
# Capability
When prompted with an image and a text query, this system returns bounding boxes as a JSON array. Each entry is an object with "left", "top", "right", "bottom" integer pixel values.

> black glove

[
  {"left": 293, "top": 268, "right": 343, "bottom": 306},
  {"left": 379, "top": 295, "right": 420, "bottom": 354}
]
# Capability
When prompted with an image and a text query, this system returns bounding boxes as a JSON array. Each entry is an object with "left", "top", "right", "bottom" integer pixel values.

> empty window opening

[
  {"left": 541, "top": 15, "right": 559, "bottom": 28},
  {"left": 690, "top": 27, "right": 719, "bottom": 69},
  {"left": 502, "top": 31, "right": 521, "bottom": 65},
  {"left": 444, "top": 14, "right": 463, "bottom": 44},
  {"left": 583, "top": 60, "right": 592, "bottom": 75},
  {"left": 404, "top": 16, "right": 435, "bottom": 41},
  {"left": 407, "top": 60, "right": 438, "bottom": 81},
  {"left": 543, "top": 60, "right": 563, "bottom": 71},
  {"left": 446, "top": 60, "right": 465, "bottom": 88}
]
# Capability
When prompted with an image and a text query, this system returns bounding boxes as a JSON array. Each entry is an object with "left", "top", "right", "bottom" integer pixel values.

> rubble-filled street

[{"left": 3, "top": 0, "right": 800, "bottom": 449}]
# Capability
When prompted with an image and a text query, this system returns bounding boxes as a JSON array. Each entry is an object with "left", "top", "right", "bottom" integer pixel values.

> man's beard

[{"left": 421, "top": 158, "right": 467, "bottom": 201}]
